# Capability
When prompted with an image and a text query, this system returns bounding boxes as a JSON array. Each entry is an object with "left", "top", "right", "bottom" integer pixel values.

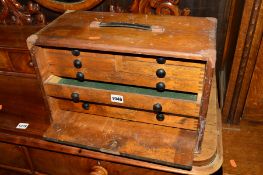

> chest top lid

[{"left": 30, "top": 11, "right": 217, "bottom": 63}]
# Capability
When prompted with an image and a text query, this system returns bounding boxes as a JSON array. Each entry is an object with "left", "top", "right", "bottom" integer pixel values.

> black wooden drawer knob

[
  {"left": 76, "top": 72, "right": 84, "bottom": 81},
  {"left": 73, "top": 59, "right": 82, "bottom": 68},
  {"left": 72, "top": 49, "right": 80, "bottom": 56},
  {"left": 156, "top": 69, "right": 166, "bottom": 78},
  {"left": 71, "top": 92, "right": 80, "bottom": 103},
  {"left": 156, "top": 57, "right": 166, "bottom": 64},
  {"left": 156, "top": 82, "right": 165, "bottom": 91},
  {"left": 153, "top": 103, "right": 162, "bottom": 112},
  {"left": 156, "top": 113, "right": 165, "bottom": 121},
  {"left": 82, "top": 102, "right": 90, "bottom": 110}
]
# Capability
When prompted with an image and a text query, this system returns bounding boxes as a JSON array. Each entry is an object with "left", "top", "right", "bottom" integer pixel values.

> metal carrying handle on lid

[{"left": 90, "top": 21, "right": 165, "bottom": 33}]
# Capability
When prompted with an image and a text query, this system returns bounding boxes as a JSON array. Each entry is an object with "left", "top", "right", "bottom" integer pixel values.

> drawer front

[
  {"left": 0, "top": 142, "right": 29, "bottom": 169},
  {"left": 0, "top": 49, "right": 35, "bottom": 74},
  {"left": 8, "top": 51, "right": 35, "bottom": 74},
  {"left": 45, "top": 48, "right": 205, "bottom": 93},
  {"left": 0, "top": 169, "right": 30, "bottom": 175},
  {"left": 29, "top": 147, "right": 95, "bottom": 175},
  {"left": 0, "top": 74, "right": 48, "bottom": 119},
  {"left": 118, "top": 55, "right": 205, "bottom": 93},
  {"left": 28, "top": 147, "right": 176, "bottom": 175},
  {"left": 45, "top": 76, "right": 200, "bottom": 117},
  {"left": 57, "top": 98, "right": 198, "bottom": 130},
  {"left": 0, "top": 50, "right": 12, "bottom": 71}
]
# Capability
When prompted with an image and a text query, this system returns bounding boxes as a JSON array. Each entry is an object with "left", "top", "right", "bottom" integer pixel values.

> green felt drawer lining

[{"left": 59, "top": 78, "right": 197, "bottom": 101}]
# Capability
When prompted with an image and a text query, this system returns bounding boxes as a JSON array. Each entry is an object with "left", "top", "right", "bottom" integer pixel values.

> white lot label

[
  {"left": 111, "top": 94, "right": 124, "bottom": 103},
  {"left": 16, "top": 123, "right": 29, "bottom": 129}
]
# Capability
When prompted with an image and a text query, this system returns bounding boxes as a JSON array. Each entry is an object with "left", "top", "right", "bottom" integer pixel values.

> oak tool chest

[{"left": 27, "top": 11, "right": 217, "bottom": 171}]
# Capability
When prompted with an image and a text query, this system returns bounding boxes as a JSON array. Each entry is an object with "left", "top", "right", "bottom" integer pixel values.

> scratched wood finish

[
  {"left": 34, "top": 11, "right": 216, "bottom": 63},
  {"left": 57, "top": 98, "right": 198, "bottom": 130},
  {"left": 44, "top": 76, "right": 200, "bottom": 117},
  {"left": 28, "top": 11, "right": 217, "bottom": 170},
  {"left": 44, "top": 111, "right": 196, "bottom": 169},
  {"left": 45, "top": 48, "right": 205, "bottom": 93}
]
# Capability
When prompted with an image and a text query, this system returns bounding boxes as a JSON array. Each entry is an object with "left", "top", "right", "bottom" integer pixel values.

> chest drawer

[
  {"left": 28, "top": 146, "right": 179, "bottom": 175},
  {"left": 0, "top": 142, "right": 29, "bottom": 170},
  {"left": 0, "top": 49, "right": 35, "bottom": 74},
  {"left": 56, "top": 98, "right": 198, "bottom": 130},
  {"left": 8, "top": 51, "right": 35, "bottom": 74},
  {"left": 0, "top": 74, "right": 48, "bottom": 119},
  {"left": 45, "top": 48, "right": 205, "bottom": 93},
  {"left": 45, "top": 75, "right": 200, "bottom": 117},
  {"left": 0, "top": 50, "right": 12, "bottom": 71}
]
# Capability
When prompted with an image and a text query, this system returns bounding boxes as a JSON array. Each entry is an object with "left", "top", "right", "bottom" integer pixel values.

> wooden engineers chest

[{"left": 28, "top": 11, "right": 216, "bottom": 171}]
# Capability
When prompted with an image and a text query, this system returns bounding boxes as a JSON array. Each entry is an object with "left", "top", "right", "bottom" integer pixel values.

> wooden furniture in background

[
  {"left": 222, "top": 0, "right": 263, "bottom": 123},
  {"left": 217, "top": 0, "right": 245, "bottom": 107},
  {"left": 34, "top": 0, "right": 104, "bottom": 12},
  {"left": 0, "top": 0, "right": 46, "bottom": 25},
  {"left": 130, "top": 0, "right": 190, "bottom": 16},
  {"left": 243, "top": 39, "right": 263, "bottom": 122},
  {"left": 0, "top": 25, "right": 49, "bottom": 137},
  {"left": 0, "top": 0, "right": 230, "bottom": 174}
]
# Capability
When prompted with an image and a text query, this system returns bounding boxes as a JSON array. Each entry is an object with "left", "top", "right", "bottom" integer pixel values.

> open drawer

[
  {"left": 57, "top": 98, "right": 198, "bottom": 130},
  {"left": 44, "top": 75, "right": 201, "bottom": 117},
  {"left": 43, "top": 75, "right": 199, "bottom": 169},
  {"left": 44, "top": 110, "right": 197, "bottom": 170}
]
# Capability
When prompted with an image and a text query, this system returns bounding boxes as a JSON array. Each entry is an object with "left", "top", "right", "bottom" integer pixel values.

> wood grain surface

[
  {"left": 34, "top": 11, "right": 216, "bottom": 63},
  {"left": 45, "top": 48, "right": 205, "bottom": 93},
  {"left": 44, "top": 111, "right": 196, "bottom": 170},
  {"left": 0, "top": 74, "right": 48, "bottom": 121},
  {"left": 44, "top": 76, "right": 200, "bottom": 117},
  {"left": 57, "top": 98, "right": 198, "bottom": 130},
  {"left": 7, "top": 51, "right": 35, "bottom": 74},
  {"left": 0, "top": 49, "right": 35, "bottom": 74},
  {"left": 0, "top": 142, "right": 29, "bottom": 169},
  {"left": 243, "top": 38, "right": 263, "bottom": 121},
  {"left": 0, "top": 25, "right": 42, "bottom": 49},
  {"left": 0, "top": 50, "right": 13, "bottom": 71},
  {"left": 222, "top": 0, "right": 263, "bottom": 123}
]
